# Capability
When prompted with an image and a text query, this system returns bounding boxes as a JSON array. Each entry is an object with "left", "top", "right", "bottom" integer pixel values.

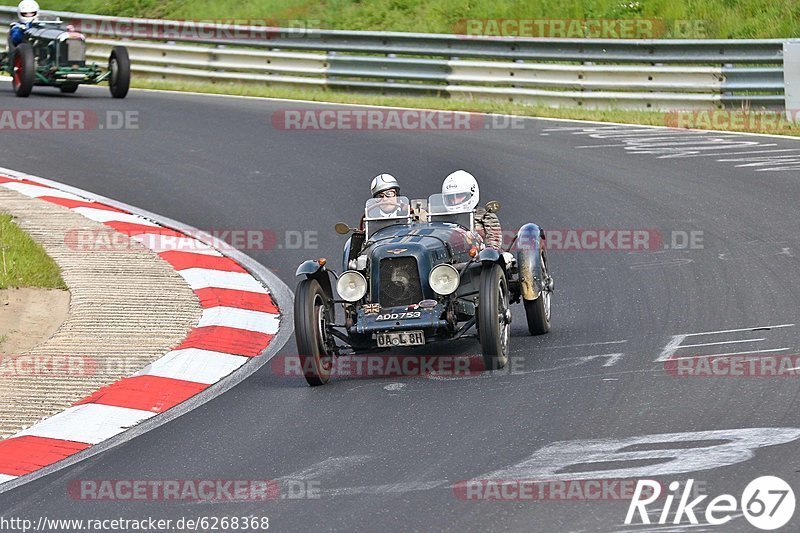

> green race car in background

[{"left": 1, "top": 18, "right": 130, "bottom": 98}]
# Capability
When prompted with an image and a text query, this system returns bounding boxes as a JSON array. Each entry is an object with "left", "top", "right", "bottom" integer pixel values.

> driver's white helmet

[
  {"left": 17, "top": 0, "right": 39, "bottom": 23},
  {"left": 442, "top": 170, "right": 479, "bottom": 212},
  {"left": 370, "top": 173, "right": 399, "bottom": 198}
]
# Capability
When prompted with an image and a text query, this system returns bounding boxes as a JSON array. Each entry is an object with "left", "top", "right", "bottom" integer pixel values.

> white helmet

[
  {"left": 370, "top": 173, "right": 400, "bottom": 198},
  {"left": 17, "top": 0, "right": 39, "bottom": 23},
  {"left": 442, "top": 170, "right": 479, "bottom": 212}
]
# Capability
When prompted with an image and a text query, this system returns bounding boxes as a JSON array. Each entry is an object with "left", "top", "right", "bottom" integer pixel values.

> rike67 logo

[{"left": 626, "top": 476, "right": 795, "bottom": 530}]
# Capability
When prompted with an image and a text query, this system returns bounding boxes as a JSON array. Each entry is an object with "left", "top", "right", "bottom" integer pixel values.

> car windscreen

[{"left": 364, "top": 196, "right": 411, "bottom": 220}]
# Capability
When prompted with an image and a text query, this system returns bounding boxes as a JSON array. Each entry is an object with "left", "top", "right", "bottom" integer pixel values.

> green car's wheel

[
  {"left": 60, "top": 83, "right": 79, "bottom": 94},
  {"left": 108, "top": 46, "right": 130, "bottom": 99},
  {"left": 12, "top": 43, "right": 35, "bottom": 98},
  {"left": 294, "top": 278, "right": 334, "bottom": 386}
]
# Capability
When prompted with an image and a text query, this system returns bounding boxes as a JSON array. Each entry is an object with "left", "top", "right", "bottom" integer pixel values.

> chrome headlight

[
  {"left": 337, "top": 270, "right": 368, "bottom": 302},
  {"left": 429, "top": 264, "right": 460, "bottom": 296}
]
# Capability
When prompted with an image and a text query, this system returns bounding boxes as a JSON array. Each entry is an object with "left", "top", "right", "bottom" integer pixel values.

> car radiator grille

[
  {"left": 379, "top": 257, "right": 423, "bottom": 308},
  {"left": 65, "top": 39, "right": 86, "bottom": 62}
]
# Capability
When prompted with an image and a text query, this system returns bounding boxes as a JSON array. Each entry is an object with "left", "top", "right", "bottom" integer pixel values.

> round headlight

[
  {"left": 429, "top": 264, "right": 460, "bottom": 296},
  {"left": 337, "top": 270, "right": 367, "bottom": 302}
]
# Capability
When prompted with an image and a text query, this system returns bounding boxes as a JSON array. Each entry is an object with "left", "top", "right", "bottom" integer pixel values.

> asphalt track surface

[{"left": 1, "top": 83, "right": 800, "bottom": 532}]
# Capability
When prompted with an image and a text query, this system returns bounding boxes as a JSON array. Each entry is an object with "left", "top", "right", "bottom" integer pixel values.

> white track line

[{"left": 679, "top": 338, "right": 766, "bottom": 349}]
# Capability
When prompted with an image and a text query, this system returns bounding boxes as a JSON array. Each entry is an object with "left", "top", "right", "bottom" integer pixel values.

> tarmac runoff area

[{"left": 0, "top": 186, "right": 202, "bottom": 439}]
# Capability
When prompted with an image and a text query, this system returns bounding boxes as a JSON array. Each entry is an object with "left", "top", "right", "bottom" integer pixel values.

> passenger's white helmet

[
  {"left": 17, "top": 0, "right": 39, "bottom": 23},
  {"left": 370, "top": 173, "right": 400, "bottom": 198},
  {"left": 442, "top": 170, "right": 479, "bottom": 212}
]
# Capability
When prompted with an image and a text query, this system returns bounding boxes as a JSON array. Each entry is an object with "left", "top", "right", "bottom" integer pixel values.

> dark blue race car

[{"left": 293, "top": 194, "right": 553, "bottom": 386}]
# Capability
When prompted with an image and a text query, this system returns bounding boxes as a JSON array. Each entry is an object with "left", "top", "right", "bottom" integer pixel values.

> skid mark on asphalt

[
  {"left": 543, "top": 125, "right": 800, "bottom": 172},
  {"left": 628, "top": 258, "right": 693, "bottom": 270},
  {"left": 506, "top": 353, "right": 626, "bottom": 376},
  {"left": 279, "top": 456, "right": 373, "bottom": 481}
]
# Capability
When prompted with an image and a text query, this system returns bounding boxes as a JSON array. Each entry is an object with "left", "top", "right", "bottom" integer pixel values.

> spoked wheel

[
  {"left": 108, "top": 46, "right": 131, "bottom": 99},
  {"left": 11, "top": 43, "right": 35, "bottom": 97},
  {"left": 524, "top": 245, "right": 552, "bottom": 335},
  {"left": 294, "top": 279, "right": 334, "bottom": 386},
  {"left": 479, "top": 263, "right": 511, "bottom": 370}
]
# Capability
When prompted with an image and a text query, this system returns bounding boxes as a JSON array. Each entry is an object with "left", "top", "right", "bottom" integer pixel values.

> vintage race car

[
  {"left": 1, "top": 18, "right": 130, "bottom": 98},
  {"left": 293, "top": 194, "right": 554, "bottom": 386}
]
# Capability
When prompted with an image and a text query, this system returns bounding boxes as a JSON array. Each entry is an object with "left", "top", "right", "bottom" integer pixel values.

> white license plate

[{"left": 376, "top": 330, "right": 425, "bottom": 347}]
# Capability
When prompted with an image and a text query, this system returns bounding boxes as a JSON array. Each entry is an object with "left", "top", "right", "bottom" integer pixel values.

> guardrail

[{"left": 1, "top": 7, "right": 798, "bottom": 112}]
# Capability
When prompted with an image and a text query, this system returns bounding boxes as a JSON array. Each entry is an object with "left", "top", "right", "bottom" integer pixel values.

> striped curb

[{"left": 0, "top": 169, "right": 292, "bottom": 489}]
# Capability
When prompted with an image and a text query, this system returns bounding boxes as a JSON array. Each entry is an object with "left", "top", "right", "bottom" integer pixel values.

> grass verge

[
  {"left": 0, "top": 214, "right": 67, "bottom": 290},
  {"left": 131, "top": 78, "right": 800, "bottom": 138}
]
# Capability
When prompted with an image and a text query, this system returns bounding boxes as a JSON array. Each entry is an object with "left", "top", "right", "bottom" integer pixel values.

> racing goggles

[{"left": 374, "top": 189, "right": 398, "bottom": 198}]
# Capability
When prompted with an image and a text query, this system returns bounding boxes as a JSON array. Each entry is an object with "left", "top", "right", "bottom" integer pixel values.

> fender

[
  {"left": 296, "top": 260, "right": 333, "bottom": 297},
  {"left": 296, "top": 259, "right": 326, "bottom": 277},
  {"left": 515, "top": 223, "right": 545, "bottom": 301},
  {"left": 478, "top": 248, "right": 501, "bottom": 265},
  {"left": 478, "top": 248, "right": 513, "bottom": 271}
]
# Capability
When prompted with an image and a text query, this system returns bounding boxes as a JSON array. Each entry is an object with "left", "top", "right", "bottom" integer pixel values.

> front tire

[
  {"left": 479, "top": 263, "right": 510, "bottom": 370},
  {"left": 294, "top": 279, "right": 333, "bottom": 386},
  {"left": 108, "top": 46, "right": 130, "bottom": 99},
  {"left": 11, "top": 43, "right": 35, "bottom": 97}
]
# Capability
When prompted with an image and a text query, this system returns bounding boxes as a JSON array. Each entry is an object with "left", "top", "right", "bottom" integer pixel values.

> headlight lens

[
  {"left": 337, "top": 270, "right": 368, "bottom": 302},
  {"left": 429, "top": 264, "right": 460, "bottom": 296}
]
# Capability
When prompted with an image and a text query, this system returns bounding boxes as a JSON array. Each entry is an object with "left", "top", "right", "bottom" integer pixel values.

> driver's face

[{"left": 374, "top": 189, "right": 399, "bottom": 211}]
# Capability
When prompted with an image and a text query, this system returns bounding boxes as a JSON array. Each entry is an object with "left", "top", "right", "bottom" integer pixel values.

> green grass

[
  {"left": 13, "top": 0, "right": 799, "bottom": 38},
  {"left": 0, "top": 214, "right": 67, "bottom": 290},
  {"left": 130, "top": 78, "right": 800, "bottom": 137}
]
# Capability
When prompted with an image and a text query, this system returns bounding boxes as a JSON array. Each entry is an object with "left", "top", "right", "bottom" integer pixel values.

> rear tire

[
  {"left": 294, "top": 279, "right": 333, "bottom": 386},
  {"left": 108, "top": 46, "right": 130, "bottom": 99},
  {"left": 479, "top": 263, "right": 510, "bottom": 370},
  {"left": 11, "top": 43, "right": 35, "bottom": 97},
  {"left": 60, "top": 83, "right": 79, "bottom": 94}
]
